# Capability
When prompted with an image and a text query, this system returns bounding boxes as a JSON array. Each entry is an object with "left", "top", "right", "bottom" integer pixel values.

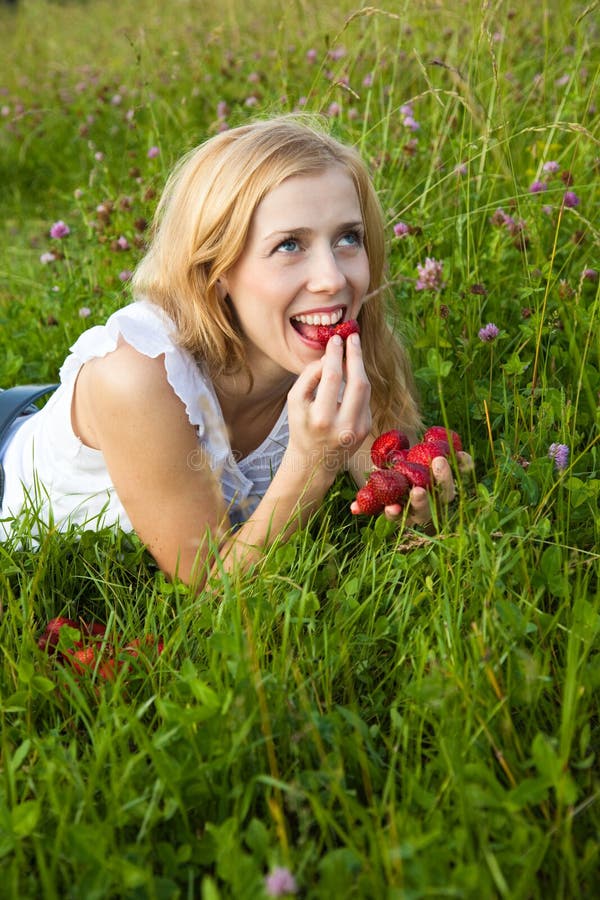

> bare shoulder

[{"left": 74, "top": 340, "right": 191, "bottom": 447}]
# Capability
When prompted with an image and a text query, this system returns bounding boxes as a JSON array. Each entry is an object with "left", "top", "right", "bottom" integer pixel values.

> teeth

[{"left": 292, "top": 308, "right": 344, "bottom": 326}]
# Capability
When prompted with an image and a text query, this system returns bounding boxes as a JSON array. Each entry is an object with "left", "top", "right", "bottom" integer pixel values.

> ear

[{"left": 215, "top": 276, "right": 230, "bottom": 300}]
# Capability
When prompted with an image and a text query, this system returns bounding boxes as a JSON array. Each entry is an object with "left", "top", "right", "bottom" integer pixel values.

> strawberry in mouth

[{"left": 290, "top": 307, "right": 360, "bottom": 347}]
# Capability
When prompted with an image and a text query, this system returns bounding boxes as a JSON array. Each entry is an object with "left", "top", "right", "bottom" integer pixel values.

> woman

[{"left": 0, "top": 116, "right": 467, "bottom": 586}]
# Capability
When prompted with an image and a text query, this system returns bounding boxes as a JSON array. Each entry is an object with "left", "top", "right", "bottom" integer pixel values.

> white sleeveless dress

[{"left": 0, "top": 300, "right": 289, "bottom": 537}]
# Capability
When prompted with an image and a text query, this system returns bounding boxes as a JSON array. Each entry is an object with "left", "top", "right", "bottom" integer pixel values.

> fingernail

[
  {"left": 331, "top": 334, "right": 343, "bottom": 346},
  {"left": 349, "top": 332, "right": 360, "bottom": 346},
  {"left": 432, "top": 459, "right": 445, "bottom": 477}
]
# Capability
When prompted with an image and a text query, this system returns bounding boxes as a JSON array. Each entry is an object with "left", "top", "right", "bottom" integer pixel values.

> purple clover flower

[
  {"left": 548, "top": 442, "right": 569, "bottom": 471},
  {"left": 543, "top": 160, "right": 560, "bottom": 174},
  {"left": 415, "top": 257, "right": 445, "bottom": 292},
  {"left": 78, "top": 306, "right": 91, "bottom": 318},
  {"left": 583, "top": 268, "right": 598, "bottom": 282},
  {"left": 118, "top": 270, "right": 133, "bottom": 281},
  {"left": 393, "top": 221, "right": 410, "bottom": 238},
  {"left": 49, "top": 220, "right": 70, "bottom": 239},
  {"left": 529, "top": 180, "right": 548, "bottom": 193},
  {"left": 265, "top": 867, "right": 298, "bottom": 897},
  {"left": 563, "top": 191, "right": 580, "bottom": 208},
  {"left": 147, "top": 146, "right": 160, "bottom": 159},
  {"left": 478, "top": 323, "right": 499, "bottom": 342}
]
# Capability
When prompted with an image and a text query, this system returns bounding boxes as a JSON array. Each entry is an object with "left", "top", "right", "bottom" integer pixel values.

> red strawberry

[
  {"left": 367, "top": 469, "right": 410, "bottom": 506},
  {"left": 407, "top": 440, "right": 449, "bottom": 465},
  {"left": 370, "top": 429, "right": 410, "bottom": 468},
  {"left": 392, "top": 457, "right": 431, "bottom": 489},
  {"left": 354, "top": 484, "right": 384, "bottom": 515},
  {"left": 315, "top": 318, "right": 360, "bottom": 347},
  {"left": 38, "top": 616, "right": 79, "bottom": 651},
  {"left": 423, "top": 426, "right": 463, "bottom": 452}
]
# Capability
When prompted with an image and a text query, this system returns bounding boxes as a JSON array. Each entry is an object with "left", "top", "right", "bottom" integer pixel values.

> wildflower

[
  {"left": 362, "top": 73, "right": 373, "bottom": 87},
  {"left": 328, "top": 46, "right": 346, "bottom": 60},
  {"left": 265, "top": 867, "right": 298, "bottom": 897},
  {"left": 543, "top": 160, "right": 560, "bottom": 174},
  {"left": 216, "top": 100, "right": 229, "bottom": 120},
  {"left": 454, "top": 162, "right": 468, "bottom": 176},
  {"left": 548, "top": 442, "right": 569, "bottom": 471},
  {"left": 40, "top": 251, "right": 57, "bottom": 264},
  {"left": 327, "top": 102, "right": 341, "bottom": 117},
  {"left": 415, "top": 257, "right": 445, "bottom": 292},
  {"left": 562, "top": 191, "right": 580, "bottom": 208},
  {"left": 306, "top": 48, "right": 317, "bottom": 63},
  {"left": 399, "top": 103, "right": 413, "bottom": 117},
  {"left": 402, "top": 114, "right": 420, "bottom": 131},
  {"left": 529, "top": 180, "right": 548, "bottom": 193},
  {"left": 583, "top": 268, "right": 598, "bottom": 282},
  {"left": 74, "top": 188, "right": 84, "bottom": 200},
  {"left": 116, "top": 236, "right": 129, "bottom": 250},
  {"left": 478, "top": 323, "right": 499, "bottom": 342},
  {"left": 118, "top": 270, "right": 132, "bottom": 281},
  {"left": 111, "top": 93, "right": 122, "bottom": 106},
  {"left": 393, "top": 221, "right": 410, "bottom": 238},
  {"left": 542, "top": 205, "right": 554, "bottom": 216},
  {"left": 94, "top": 151, "right": 104, "bottom": 162},
  {"left": 244, "top": 95, "right": 258, "bottom": 107},
  {"left": 78, "top": 306, "right": 91, "bottom": 318},
  {"left": 50, "top": 221, "right": 70, "bottom": 239},
  {"left": 147, "top": 146, "right": 160, "bottom": 159},
  {"left": 247, "top": 71, "right": 260, "bottom": 84}
]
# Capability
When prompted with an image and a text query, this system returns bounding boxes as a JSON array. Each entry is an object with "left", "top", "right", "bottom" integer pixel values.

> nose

[{"left": 306, "top": 244, "right": 347, "bottom": 295}]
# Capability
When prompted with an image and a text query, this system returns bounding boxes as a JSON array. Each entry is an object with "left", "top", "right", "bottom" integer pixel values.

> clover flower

[
  {"left": 265, "top": 867, "right": 298, "bottom": 897},
  {"left": 40, "top": 251, "right": 57, "bottom": 264},
  {"left": 393, "top": 221, "right": 410, "bottom": 238},
  {"left": 529, "top": 180, "right": 548, "bottom": 193},
  {"left": 415, "top": 257, "right": 445, "bottom": 291},
  {"left": 562, "top": 191, "right": 580, "bottom": 208},
  {"left": 147, "top": 146, "right": 160, "bottom": 159},
  {"left": 543, "top": 160, "right": 560, "bottom": 174},
  {"left": 548, "top": 442, "right": 569, "bottom": 471},
  {"left": 49, "top": 220, "right": 70, "bottom": 239},
  {"left": 478, "top": 323, "right": 499, "bottom": 342}
]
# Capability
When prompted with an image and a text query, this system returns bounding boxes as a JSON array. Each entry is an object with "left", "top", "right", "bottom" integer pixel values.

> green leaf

[{"left": 12, "top": 801, "right": 40, "bottom": 838}]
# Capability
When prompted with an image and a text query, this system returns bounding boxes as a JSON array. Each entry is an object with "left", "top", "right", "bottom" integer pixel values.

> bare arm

[{"left": 74, "top": 332, "right": 371, "bottom": 587}]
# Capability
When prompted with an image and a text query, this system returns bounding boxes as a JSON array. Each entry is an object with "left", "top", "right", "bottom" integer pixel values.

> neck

[{"left": 213, "top": 368, "right": 295, "bottom": 422}]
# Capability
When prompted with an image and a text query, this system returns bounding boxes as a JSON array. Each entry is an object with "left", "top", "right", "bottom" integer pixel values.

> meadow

[{"left": 0, "top": 0, "right": 599, "bottom": 896}]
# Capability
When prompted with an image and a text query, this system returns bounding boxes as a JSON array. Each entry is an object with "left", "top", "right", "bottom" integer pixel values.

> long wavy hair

[{"left": 132, "top": 115, "right": 421, "bottom": 434}]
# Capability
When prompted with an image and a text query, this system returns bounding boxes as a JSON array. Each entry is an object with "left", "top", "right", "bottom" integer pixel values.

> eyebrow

[{"left": 262, "top": 221, "right": 364, "bottom": 242}]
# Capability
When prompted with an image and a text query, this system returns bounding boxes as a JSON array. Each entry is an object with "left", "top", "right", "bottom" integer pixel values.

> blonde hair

[{"left": 132, "top": 115, "right": 420, "bottom": 434}]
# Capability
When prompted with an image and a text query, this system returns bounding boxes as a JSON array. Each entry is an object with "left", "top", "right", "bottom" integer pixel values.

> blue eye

[
  {"left": 276, "top": 237, "right": 300, "bottom": 253},
  {"left": 338, "top": 230, "right": 363, "bottom": 247}
]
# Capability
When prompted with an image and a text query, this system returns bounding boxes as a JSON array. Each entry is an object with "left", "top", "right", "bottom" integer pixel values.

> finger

[
  {"left": 289, "top": 357, "right": 325, "bottom": 404},
  {"left": 406, "top": 486, "right": 432, "bottom": 525},
  {"left": 457, "top": 451, "right": 474, "bottom": 474},
  {"left": 311, "top": 334, "right": 345, "bottom": 412},
  {"left": 383, "top": 503, "right": 403, "bottom": 520},
  {"left": 337, "top": 332, "right": 371, "bottom": 421},
  {"left": 431, "top": 456, "right": 455, "bottom": 504}
]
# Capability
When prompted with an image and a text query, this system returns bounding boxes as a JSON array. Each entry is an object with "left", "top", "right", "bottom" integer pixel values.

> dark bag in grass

[{"left": 0, "top": 384, "right": 58, "bottom": 507}]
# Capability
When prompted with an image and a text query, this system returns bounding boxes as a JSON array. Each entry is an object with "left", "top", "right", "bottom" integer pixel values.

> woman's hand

[
  {"left": 284, "top": 332, "right": 372, "bottom": 480},
  {"left": 381, "top": 451, "right": 474, "bottom": 525}
]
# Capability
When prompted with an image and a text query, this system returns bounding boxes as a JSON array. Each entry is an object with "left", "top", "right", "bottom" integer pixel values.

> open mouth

[{"left": 290, "top": 306, "right": 344, "bottom": 342}]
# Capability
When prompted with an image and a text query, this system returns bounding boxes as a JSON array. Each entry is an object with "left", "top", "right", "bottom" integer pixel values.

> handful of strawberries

[
  {"left": 353, "top": 425, "right": 464, "bottom": 515},
  {"left": 38, "top": 616, "right": 164, "bottom": 682}
]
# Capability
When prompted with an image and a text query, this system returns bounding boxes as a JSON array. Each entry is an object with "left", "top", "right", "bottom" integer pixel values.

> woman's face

[{"left": 220, "top": 165, "right": 371, "bottom": 380}]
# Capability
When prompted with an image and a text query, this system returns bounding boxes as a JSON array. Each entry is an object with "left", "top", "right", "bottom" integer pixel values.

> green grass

[{"left": 1, "top": 0, "right": 599, "bottom": 896}]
